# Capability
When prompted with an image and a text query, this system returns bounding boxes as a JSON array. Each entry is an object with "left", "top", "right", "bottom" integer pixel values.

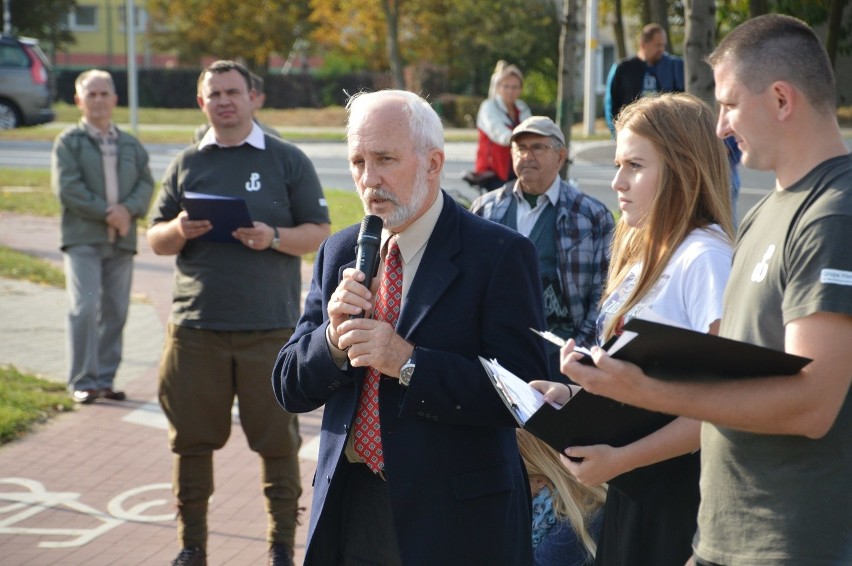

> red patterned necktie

[{"left": 354, "top": 238, "right": 403, "bottom": 473}]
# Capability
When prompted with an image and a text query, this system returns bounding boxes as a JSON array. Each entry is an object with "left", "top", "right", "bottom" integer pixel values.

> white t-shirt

[{"left": 596, "top": 225, "right": 732, "bottom": 342}]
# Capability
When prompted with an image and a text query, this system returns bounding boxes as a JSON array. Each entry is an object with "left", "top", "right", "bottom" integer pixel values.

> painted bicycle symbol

[{"left": 0, "top": 477, "right": 172, "bottom": 548}]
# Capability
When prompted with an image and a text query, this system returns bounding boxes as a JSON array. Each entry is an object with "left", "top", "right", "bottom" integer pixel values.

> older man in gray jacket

[{"left": 51, "top": 69, "right": 154, "bottom": 404}]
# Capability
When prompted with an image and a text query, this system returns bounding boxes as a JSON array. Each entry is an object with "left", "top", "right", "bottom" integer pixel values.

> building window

[
  {"left": 118, "top": 7, "right": 148, "bottom": 32},
  {"left": 62, "top": 5, "right": 98, "bottom": 32},
  {"left": 596, "top": 44, "right": 616, "bottom": 93}
]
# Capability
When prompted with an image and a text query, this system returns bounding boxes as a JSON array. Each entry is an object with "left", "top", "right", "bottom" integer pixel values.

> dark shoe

[
  {"left": 99, "top": 387, "right": 126, "bottom": 401},
  {"left": 71, "top": 389, "right": 98, "bottom": 404},
  {"left": 171, "top": 546, "right": 206, "bottom": 566},
  {"left": 268, "top": 542, "right": 294, "bottom": 566}
]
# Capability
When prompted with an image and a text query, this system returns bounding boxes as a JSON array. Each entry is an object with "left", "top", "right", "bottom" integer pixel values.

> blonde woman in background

[
  {"left": 518, "top": 430, "right": 606, "bottom": 566},
  {"left": 473, "top": 61, "right": 532, "bottom": 191}
]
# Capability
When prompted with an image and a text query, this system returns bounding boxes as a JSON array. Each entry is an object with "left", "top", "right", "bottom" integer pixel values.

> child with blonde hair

[{"left": 517, "top": 429, "right": 606, "bottom": 566}]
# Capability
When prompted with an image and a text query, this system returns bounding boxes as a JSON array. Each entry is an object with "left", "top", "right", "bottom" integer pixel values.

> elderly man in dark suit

[{"left": 272, "top": 89, "right": 549, "bottom": 565}]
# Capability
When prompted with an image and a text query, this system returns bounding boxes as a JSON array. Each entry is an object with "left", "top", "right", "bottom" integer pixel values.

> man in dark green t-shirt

[
  {"left": 148, "top": 60, "right": 330, "bottom": 566},
  {"left": 555, "top": 15, "right": 852, "bottom": 565}
]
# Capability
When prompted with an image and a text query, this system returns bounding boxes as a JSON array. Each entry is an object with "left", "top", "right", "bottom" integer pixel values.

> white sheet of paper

[
  {"left": 486, "top": 358, "right": 544, "bottom": 422},
  {"left": 482, "top": 357, "right": 580, "bottom": 422}
]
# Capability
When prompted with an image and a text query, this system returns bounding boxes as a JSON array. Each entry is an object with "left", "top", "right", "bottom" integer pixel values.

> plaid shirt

[{"left": 471, "top": 178, "right": 614, "bottom": 348}]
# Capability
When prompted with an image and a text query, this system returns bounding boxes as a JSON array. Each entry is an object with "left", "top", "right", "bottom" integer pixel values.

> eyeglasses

[{"left": 511, "top": 143, "right": 557, "bottom": 158}]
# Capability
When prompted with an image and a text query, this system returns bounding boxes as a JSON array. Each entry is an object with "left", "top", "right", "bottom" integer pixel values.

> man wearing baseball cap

[{"left": 472, "top": 116, "right": 614, "bottom": 379}]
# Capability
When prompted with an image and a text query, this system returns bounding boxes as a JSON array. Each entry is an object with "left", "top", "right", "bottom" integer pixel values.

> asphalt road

[{"left": 0, "top": 136, "right": 808, "bottom": 222}]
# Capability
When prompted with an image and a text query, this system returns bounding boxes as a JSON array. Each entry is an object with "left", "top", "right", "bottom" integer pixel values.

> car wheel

[{"left": 0, "top": 100, "right": 20, "bottom": 129}]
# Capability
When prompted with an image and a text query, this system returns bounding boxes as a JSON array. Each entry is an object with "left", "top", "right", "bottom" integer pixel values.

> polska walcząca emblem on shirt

[{"left": 245, "top": 172, "right": 261, "bottom": 192}]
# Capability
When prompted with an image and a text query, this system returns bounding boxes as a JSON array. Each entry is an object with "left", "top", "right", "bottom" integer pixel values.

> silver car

[{"left": 0, "top": 35, "right": 55, "bottom": 129}]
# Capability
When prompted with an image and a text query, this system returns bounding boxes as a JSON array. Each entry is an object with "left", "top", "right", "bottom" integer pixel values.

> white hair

[{"left": 345, "top": 90, "right": 444, "bottom": 157}]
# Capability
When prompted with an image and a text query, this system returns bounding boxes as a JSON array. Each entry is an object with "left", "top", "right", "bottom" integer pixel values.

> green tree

[
  {"left": 726, "top": 0, "right": 851, "bottom": 68},
  {"left": 308, "top": 0, "right": 560, "bottom": 101},
  {"left": 308, "top": 0, "right": 388, "bottom": 71},
  {"left": 413, "top": 0, "right": 560, "bottom": 98},
  {"left": 0, "top": 0, "right": 76, "bottom": 53},
  {"left": 147, "top": 0, "right": 312, "bottom": 71}
]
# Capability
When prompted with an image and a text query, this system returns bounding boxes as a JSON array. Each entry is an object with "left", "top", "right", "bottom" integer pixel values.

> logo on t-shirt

[
  {"left": 245, "top": 172, "right": 261, "bottom": 192},
  {"left": 642, "top": 71, "right": 659, "bottom": 96},
  {"left": 821, "top": 268, "right": 852, "bottom": 286},
  {"left": 751, "top": 244, "right": 776, "bottom": 283}
]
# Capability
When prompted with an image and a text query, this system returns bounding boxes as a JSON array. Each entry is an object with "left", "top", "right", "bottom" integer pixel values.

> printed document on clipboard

[
  {"left": 478, "top": 357, "right": 570, "bottom": 425},
  {"left": 479, "top": 356, "right": 673, "bottom": 451}
]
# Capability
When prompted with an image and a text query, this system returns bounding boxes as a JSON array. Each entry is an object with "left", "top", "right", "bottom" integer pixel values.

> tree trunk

[
  {"left": 650, "top": 0, "right": 670, "bottom": 41},
  {"left": 642, "top": 1, "right": 652, "bottom": 25},
  {"left": 825, "top": 0, "right": 846, "bottom": 69},
  {"left": 381, "top": 0, "right": 406, "bottom": 89},
  {"left": 613, "top": 0, "right": 626, "bottom": 59},
  {"left": 684, "top": 0, "right": 716, "bottom": 106},
  {"left": 557, "top": 0, "right": 579, "bottom": 178}
]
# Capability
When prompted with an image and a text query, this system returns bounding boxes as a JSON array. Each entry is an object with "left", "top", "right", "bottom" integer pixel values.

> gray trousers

[{"left": 63, "top": 243, "right": 133, "bottom": 391}]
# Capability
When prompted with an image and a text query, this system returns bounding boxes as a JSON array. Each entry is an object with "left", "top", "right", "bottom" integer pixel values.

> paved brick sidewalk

[{"left": 0, "top": 212, "right": 319, "bottom": 565}]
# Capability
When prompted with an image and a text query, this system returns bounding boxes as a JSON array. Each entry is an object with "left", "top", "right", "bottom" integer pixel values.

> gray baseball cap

[{"left": 510, "top": 116, "right": 565, "bottom": 145}]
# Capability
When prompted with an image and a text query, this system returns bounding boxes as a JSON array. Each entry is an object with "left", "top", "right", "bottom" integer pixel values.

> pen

[
  {"left": 529, "top": 327, "right": 567, "bottom": 347},
  {"left": 529, "top": 328, "right": 594, "bottom": 358}
]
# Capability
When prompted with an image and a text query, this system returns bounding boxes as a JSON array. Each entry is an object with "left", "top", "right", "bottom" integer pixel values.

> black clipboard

[
  {"left": 480, "top": 356, "right": 673, "bottom": 496},
  {"left": 183, "top": 191, "right": 253, "bottom": 243},
  {"left": 480, "top": 357, "right": 672, "bottom": 450},
  {"left": 584, "top": 318, "right": 812, "bottom": 380}
]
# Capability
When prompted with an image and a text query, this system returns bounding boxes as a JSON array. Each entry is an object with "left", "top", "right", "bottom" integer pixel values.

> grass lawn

[{"left": 0, "top": 365, "right": 75, "bottom": 445}]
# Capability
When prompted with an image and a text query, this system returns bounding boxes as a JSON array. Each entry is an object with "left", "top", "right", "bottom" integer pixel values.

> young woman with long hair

[{"left": 534, "top": 92, "right": 734, "bottom": 566}]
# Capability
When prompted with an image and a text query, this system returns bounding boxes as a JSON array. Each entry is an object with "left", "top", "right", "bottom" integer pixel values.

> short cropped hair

[
  {"left": 75, "top": 69, "right": 115, "bottom": 96},
  {"left": 640, "top": 23, "right": 665, "bottom": 44},
  {"left": 707, "top": 14, "right": 836, "bottom": 116},
  {"left": 197, "top": 60, "right": 252, "bottom": 94}
]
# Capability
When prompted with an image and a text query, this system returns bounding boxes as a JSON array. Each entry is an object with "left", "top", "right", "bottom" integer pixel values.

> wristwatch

[
  {"left": 270, "top": 226, "right": 280, "bottom": 250},
  {"left": 399, "top": 354, "right": 416, "bottom": 387}
]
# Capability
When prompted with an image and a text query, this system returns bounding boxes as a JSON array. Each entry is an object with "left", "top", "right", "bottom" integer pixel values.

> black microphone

[{"left": 352, "top": 214, "right": 384, "bottom": 318}]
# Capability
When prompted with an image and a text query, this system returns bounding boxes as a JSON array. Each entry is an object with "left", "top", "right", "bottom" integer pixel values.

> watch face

[{"left": 400, "top": 364, "right": 414, "bottom": 385}]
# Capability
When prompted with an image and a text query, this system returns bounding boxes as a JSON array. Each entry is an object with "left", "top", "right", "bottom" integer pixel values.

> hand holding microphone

[
  {"left": 352, "top": 214, "right": 383, "bottom": 318},
  {"left": 327, "top": 215, "right": 384, "bottom": 348}
]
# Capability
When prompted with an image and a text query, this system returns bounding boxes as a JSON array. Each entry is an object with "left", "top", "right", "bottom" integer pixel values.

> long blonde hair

[
  {"left": 517, "top": 429, "right": 606, "bottom": 558},
  {"left": 604, "top": 93, "right": 734, "bottom": 340}
]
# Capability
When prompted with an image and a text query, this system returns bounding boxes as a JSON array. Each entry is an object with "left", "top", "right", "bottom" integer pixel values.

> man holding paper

[
  {"left": 550, "top": 15, "right": 852, "bottom": 565},
  {"left": 147, "top": 60, "right": 330, "bottom": 566}
]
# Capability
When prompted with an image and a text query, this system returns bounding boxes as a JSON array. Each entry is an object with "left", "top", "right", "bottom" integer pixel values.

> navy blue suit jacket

[{"left": 273, "top": 193, "right": 549, "bottom": 565}]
